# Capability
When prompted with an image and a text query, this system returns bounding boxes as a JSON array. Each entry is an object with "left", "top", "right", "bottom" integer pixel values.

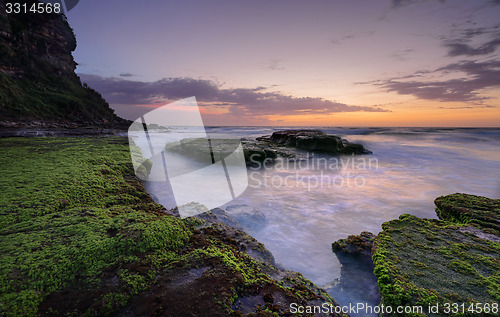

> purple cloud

[
  {"left": 79, "top": 74, "right": 389, "bottom": 119},
  {"left": 371, "top": 60, "right": 500, "bottom": 103}
]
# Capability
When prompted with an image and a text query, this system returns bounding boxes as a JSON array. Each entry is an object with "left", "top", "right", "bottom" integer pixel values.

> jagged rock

[
  {"left": 166, "top": 129, "right": 372, "bottom": 166},
  {"left": 269, "top": 130, "right": 372, "bottom": 155},
  {"left": 242, "top": 143, "right": 279, "bottom": 163}
]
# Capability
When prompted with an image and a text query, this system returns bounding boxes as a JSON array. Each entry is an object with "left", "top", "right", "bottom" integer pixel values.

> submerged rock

[
  {"left": 225, "top": 204, "right": 267, "bottom": 231},
  {"left": 372, "top": 193, "right": 500, "bottom": 316}
]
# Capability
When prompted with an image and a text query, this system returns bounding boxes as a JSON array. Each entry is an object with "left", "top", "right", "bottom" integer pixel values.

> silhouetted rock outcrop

[{"left": 269, "top": 130, "right": 372, "bottom": 154}]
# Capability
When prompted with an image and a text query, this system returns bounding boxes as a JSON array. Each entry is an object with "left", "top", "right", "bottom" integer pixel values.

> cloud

[
  {"left": 390, "top": 0, "right": 419, "bottom": 9},
  {"left": 390, "top": 0, "right": 446, "bottom": 9},
  {"left": 391, "top": 0, "right": 498, "bottom": 10},
  {"left": 389, "top": 49, "right": 415, "bottom": 61},
  {"left": 330, "top": 31, "right": 375, "bottom": 46},
  {"left": 119, "top": 73, "right": 135, "bottom": 77},
  {"left": 261, "top": 59, "right": 286, "bottom": 71},
  {"left": 79, "top": 74, "right": 388, "bottom": 120},
  {"left": 445, "top": 39, "right": 500, "bottom": 56},
  {"left": 440, "top": 21, "right": 500, "bottom": 57},
  {"left": 371, "top": 60, "right": 500, "bottom": 103},
  {"left": 438, "top": 105, "right": 495, "bottom": 109}
]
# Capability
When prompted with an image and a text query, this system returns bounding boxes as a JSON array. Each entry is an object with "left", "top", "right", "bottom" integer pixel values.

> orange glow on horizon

[
  {"left": 127, "top": 100, "right": 500, "bottom": 127},
  {"left": 261, "top": 107, "right": 500, "bottom": 127}
]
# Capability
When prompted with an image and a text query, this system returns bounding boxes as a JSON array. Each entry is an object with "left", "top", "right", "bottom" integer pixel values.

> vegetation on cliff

[
  {"left": 0, "top": 0, "right": 127, "bottom": 126},
  {"left": 0, "top": 137, "right": 345, "bottom": 316}
]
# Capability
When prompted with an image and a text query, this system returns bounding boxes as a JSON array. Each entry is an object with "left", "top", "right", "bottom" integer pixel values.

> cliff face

[{"left": 0, "top": 0, "right": 128, "bottom": 127}]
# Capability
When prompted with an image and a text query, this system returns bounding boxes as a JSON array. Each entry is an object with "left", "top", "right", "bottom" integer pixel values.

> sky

[{"left": 63, "top": 0, "right": 500, "bottom": 126}]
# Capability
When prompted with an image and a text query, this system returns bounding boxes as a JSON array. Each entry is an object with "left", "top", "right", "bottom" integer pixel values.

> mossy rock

[
  {"left": 332, "top": 231, "right": 375, "bottom": 257},
  {"left": 0, "top": 137, "right": 346, "bottom": 317},
  {"left": 435, "top": 193, "right": 500, "bottom": 236},
  {"left": 373, "top": 213, "right": 499, "bottom": 316}
]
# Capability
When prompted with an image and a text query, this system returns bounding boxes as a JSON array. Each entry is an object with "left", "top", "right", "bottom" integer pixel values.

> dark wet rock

[
  {"left": 331, "top": 232, "right": 380, "bottom": 308},
  {"left": 0, "top": 124, "right": 128, "bottom": 138},
  {"left": 194, "top": 208, "right": 271, "bottom": 264},
  {"left": 372, "top": 193, "right": 500, "bottom": 316},
  {"left": 195, "top": 207, "right": 245, "bottom": 231},
  {"left": 205, "top": 222, "right": 277, "bottom": 267},
  {"left": 166, "top": 129, "right": 372, "bottom": 167},
  {"left": 242, "top": 142, "right": 279, "bottom": 163},
  {"left": 332, "top": 231, "right": 375, "bottom": 258},
  {"left": 165, "top": 138, "right": 242, "bottom": 163},
  {"left": 269, "top": 130, "right": 372, "bottom": 155},
  {"left": 180, "top": 138, "right": 240, "bottom": 158},
  {"left": 116, "top": 221, "right": 347, "bottom": 317},
  {"left": 244, "top": 129, "right": 372, "bottom": 164},
  {"left": 165, "top": 137, "right": 296, "bottom": 166}
]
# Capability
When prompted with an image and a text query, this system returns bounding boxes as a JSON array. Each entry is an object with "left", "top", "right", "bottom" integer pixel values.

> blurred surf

[{"left": 142, "top": 126, "right": 500, "bottom": 314}]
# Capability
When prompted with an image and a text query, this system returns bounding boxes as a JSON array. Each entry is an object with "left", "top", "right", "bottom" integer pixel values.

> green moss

[
  {"left": 0, "top": 137, "right": 343, "bottom": 317},
  {"left": 119, "top": 270, "right": 147, "bottom": 295},
  {"left": 373, "top": 213, "right": 499, "bottom": 316},
  {"left": 0, "top": 137, "right": 191, "bottom": 316},
  {"left": 192, "top": 244, "right": 270, "bottom": 286},
  {"left": 435, "top": 193, "right": 500, "bottom": 235}
]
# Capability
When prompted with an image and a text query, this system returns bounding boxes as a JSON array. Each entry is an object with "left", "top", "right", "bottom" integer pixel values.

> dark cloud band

[
  {"left": 371, "top": 60, "right": 500, "bottom": 103},
  {"left": 79, "top": 74, "right": 388, "bottom": 118}
]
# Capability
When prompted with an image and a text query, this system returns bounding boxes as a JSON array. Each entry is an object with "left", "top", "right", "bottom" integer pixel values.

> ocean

[{"left": 140, "top": 127, "right": 500, "bottom": 314}]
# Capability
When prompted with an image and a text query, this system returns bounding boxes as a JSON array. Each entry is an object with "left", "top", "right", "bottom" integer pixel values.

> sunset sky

[{"left": 65, "top": 0, "right": 500, "bottom": 126}]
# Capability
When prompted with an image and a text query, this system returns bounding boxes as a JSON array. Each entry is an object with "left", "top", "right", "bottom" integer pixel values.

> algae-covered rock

[
  {"left": 331, "top": 232, "right": 380, "bottom": 309},
  {"left": 435, "top": 193, "right": 500, "bottom": 236},
  {"left": 0, "top": 137, "right": 346, "bottom": 317},
  {"left": 373, "top": 211, "right": 499, "bottom": 316},
  {"left": 332, "top": 231, "right": 375, "bottom": 258}
]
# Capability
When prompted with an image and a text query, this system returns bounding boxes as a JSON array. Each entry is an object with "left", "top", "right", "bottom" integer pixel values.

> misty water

[{"left": 140, "top": 127, "right": 500, "bottom": 315}]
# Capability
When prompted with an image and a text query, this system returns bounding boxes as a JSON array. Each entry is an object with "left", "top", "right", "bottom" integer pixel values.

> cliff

[{"left": 0, "top": 0, "right": 128, "bottom": 127}]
